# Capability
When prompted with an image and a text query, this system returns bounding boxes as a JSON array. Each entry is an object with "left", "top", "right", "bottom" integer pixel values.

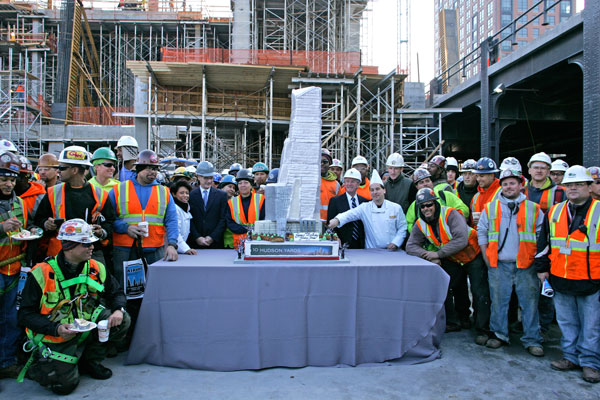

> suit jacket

[
  {"left": 327, "top": 193, "right": 368, "bottom": 249},
  {"left": 188, "top": 186, "right": 228, "bottom": 249}
]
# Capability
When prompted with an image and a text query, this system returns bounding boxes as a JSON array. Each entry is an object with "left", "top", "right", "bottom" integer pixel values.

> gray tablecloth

[{"left": 126, "top": 249, "right": 449, "bottom": 371}]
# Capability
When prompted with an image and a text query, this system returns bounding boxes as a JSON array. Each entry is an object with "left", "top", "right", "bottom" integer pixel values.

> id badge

[{"left": 559, "top": 246, "right": 572, "bottom": 255}]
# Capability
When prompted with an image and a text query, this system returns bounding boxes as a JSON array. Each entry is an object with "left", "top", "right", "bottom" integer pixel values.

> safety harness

[{"left": 17, "top": 259, "right": 105, "bottom": 382}]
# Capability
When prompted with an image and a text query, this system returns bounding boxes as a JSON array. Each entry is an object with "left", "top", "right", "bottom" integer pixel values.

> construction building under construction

[{"left": 0, "top": 0, "right": 448, "bottom": 172}]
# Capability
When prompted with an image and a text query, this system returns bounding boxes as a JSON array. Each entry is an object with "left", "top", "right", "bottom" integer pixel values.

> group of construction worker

[{"left": 1, "top": 134, "right": 600, "bottom": 393}]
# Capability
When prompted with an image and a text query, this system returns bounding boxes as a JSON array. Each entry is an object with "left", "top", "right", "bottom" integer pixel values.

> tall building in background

[{"left": 434, "top": 0, "right": 576, "bottom": 90}]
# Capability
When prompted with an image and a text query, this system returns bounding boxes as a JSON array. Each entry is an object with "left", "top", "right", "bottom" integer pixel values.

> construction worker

[
  {"left": 14, "top": 156, "right": 46, "bottom": 218},
  {"left": 535, "top": 166, "right": 600, "bottom": 383},
  {"left": 89, "top": 148, "right": 119, "bottom": 193},
  {"left": 456, "top": 159, "right": 479, "bottom": 212},
  {"left": 15, "top": 83, "right": 24, "bottom": 102},
  {"left": 320, "top": 149, "right": 340, "bottom": 221},
  {"left": 171, "top": 167, "right": 191, "bottom": 184},
  {"left": 346, "top": 155, "right": 372, "bottom": 200},
  {"left": 477, "top": 169, "right": 544, "bottom": 356},
  {"left": 446, "top": 157, "right": 460, "bottom": 190},
  {"left": 0, "top": 151, "right": 34, "bottom": 379},
  {"left": 406, "top": 187, "right": 490, "bottom": 343},
  {"left": 110, "top": 149, "right": 178, "bottom": 284},
  {"left": 266, "top": 168, "right": 279, "bottom": 184},
  {"left": 525, "top": 152, "right": 566, "bottom": 214},
  {"left": 428, "top": 155, "right": 453, "bottom": 193},
  {"left": 35, "top": 146, "right": 115, "bottom": 261},
  {"left": 115, "top": 135, "right": 138, "bottom": 182},
  {"left": 18, "top": 219, "right": 130, "bottom": 395},
  {"left": 252, "top": 162, "right": 269, "bottom": 188},
  {"left": 228, "top": 163, "right": 242, "bottom": 178},
  {"left": 36, "top": 153, "right": 60, "bottom": 188},
  {"left": 0, "top": 140, "right": 18, "bottom": 154},
  {"left": 226, "top": 169, "right": 265, "bottom": 249},
  {"left": 188, "top": 161, "right": 228, "bottom": 249},
  {"left": 328, "top": 170, "right": 406, "bottom": 250},
  {"left": 219, "top": 175, "right": 238, "bottom": 200},
  {"left": 330, "top": 159, "right": 344, "bottom": 182},
  {"left": 405, "top": 168, "right": 469, "bottom": 232},
  {"left": 384, "top": 152, "right": 416, "bottom": 214},
  {"left": 327, "top": 168, "right": 367, "bottom": 249},
  {"left": 588, "top": 166, "right": 600, "bottom": 200},
  {"left": 212, "top": 173, "right": 222, "bottom": 189},
  {"left": 471, "top": 157, "right": 502, "bottom": 227},
  {"left": 550, "top": 159, "right": 569, "bottom": 186},
  {"left": 185, "top": 165, "right": 197, "bottom": 187}
]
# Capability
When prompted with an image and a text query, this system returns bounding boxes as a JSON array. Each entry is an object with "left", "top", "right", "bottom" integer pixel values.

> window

[
  {"left": 460, "top": 27, "right": 464, "bottom": 40},
  {"left": 561, "top": 1, "right": 572, "bottom": 15},
  {"left": 518, "top": 27, "right": 528, "bottom": 38},
  {"left": 488, "top": 17, "right": 493, "bottom": 30},
  {"left": 518, "top": 40, "right": 528, "bottom": 47},
  {"left": 502, "top": 41, "right": 512, "bottom": 51},
  {"left": 473, "top": 65, "right": 478, "bottom": 74},
  {"left": 501, "top": 14, "right": 512, "bottom": 27},
  {"left": 472, "top": 15, "right": 478, "bottom": 28},
  {"left": 479, "top": 10, "right": 484, "bottom": 22},
  {"left": 532, "top": 28, "right": 539, "bottom": 38},
  {"left": 466, "top": 21, "right": 471, "bottom": 33},
  {"left": 487, "top": 2, "right": 493, "bottom": 17},
  {"left": 547, "top": 15, "right": 555, "bottom": 25},
  {"left": 480, "top": 24, "right": 484, "bottom": 35},
  {"left": 501, "top": 0, "right": 512, "bottom": 13},
  {"left": 518, "top": 15, "right": 528, "bottom": 24},
  {"left": 517, "top": 0, "right": 528, "bottom": 12}
]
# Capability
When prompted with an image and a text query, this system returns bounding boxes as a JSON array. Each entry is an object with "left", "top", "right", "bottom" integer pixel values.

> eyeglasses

[
  {"left": 420, "top": 202, "right": 436, "bottom": 210},
  {"left": 80, "top": 242, "right": 94, "bottom": 248},
  {"left": 143, "top": 165, "right": 160, "bottom": 171},
  {"left": 57, "top": 165, "right": 71, "bottom": 171},
  {"left": 100, "top": 162, "right": 115, "bottom": 169}
]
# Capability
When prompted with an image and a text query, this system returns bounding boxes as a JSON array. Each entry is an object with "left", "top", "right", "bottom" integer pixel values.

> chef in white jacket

[{"left": 328, "top": 169, "right": 407, "bottom": 250}]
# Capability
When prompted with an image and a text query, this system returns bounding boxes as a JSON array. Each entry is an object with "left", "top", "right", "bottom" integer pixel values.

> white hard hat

[
  {"left": 386, "top": 153, "right": 405, "bottom": 167},
  {"left": 185, "top": 165, "right": 197, "bottom": 174},
  {"left": 0, "top": 139, "right": 18, "bottom": 153},
  {"left": 561, "top": 165, "right": 594, "bottom": 184},
  {"left": 351, "top": 155, "right": 368, "bottom": 167},
  {"left": 116, "top": 135, "right": 139, "bottom": 148},
  {"left": 446, "top": 156, "right": 458, "bottom": 169},
  {"left": 343, "top": 168, "right": 361, "bottom": 181},
  {"left": 500, "top": 157, "right": 522, "bottom": 173},
  {"left": 58, "top": 146, "right": 92, "bottom": 167},
  {"left": 527, "top": 152, "right": 552, "bottom": 168},
  {"left": 551, "top": 159, "right": 569, "bottom": 172},
  {"left": 460, "top": 159, "right": 477, "bottom": 172},
  {"left": 331, "top": 159, "right": 343, "bottom": 169},
  {"left": 57, "top": 218, "right": 99, "bottom": 243}
]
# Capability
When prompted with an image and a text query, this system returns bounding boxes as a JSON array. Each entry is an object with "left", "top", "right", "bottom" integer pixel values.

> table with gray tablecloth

[{"left": 126, "top": 249, "right": 450, "bottom": 371}]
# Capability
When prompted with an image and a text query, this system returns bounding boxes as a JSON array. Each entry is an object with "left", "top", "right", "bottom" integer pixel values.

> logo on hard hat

[
  {"left": 67, "top": 150, "right": 86, "bottom": 160},
  {"left": 65, "top": 225, "right": 76, "bottom": 234},
  {"left": 488, "top": 161, "right": 494, "bottom": 168},
  {"left": 1, "top": 154, "right": 10, "bottom": 163},
  {"left": 149, "top": 154, "right": 159, "bottom": 163},
  {"left": 417, "top": 194, "right": 425, "bottom": 201}
]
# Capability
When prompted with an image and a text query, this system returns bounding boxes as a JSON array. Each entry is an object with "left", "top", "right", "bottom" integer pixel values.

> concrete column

[
  {"left": 231, "top": 0, "right": 251, "bottom": 63},
  {"left": 134, "top": 76, "right": 149, "bottom": 150},
  {"left": 583, "top": 3, "right": 600, "bottom": 166}
]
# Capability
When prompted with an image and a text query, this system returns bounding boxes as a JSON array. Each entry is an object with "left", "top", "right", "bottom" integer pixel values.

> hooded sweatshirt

[{"left": 320, "top": 170, "right": 341, "bottom": 221}]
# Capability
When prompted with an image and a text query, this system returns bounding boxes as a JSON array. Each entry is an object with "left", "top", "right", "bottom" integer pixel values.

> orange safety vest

[
  {"left": 470, "top": 179, "right": 501, "bottom": 227},
  {"left": 0, "top": 196, "right": 27, "bottom": 276},
  {"left": 414, "top": 206, "right": 481, "bottom": 265},
  {"left": 548, "top": 199, "right": 600, "bottom": 280},
  {"left": 320, "top": 177, "right": 340, "bottom": 221},
  {"left": 113, "top": 180, "right": 170, "bottom": 248},
  {"left": 46, "top": 183, "right": 108, "bottom": 256},
  {"left": 524, "top": 183, "right": 564, "bottom": 213},
  {"left": 19, "top": 181, "right": 46, "bottom": 216},
  {"left": 484, "top": 199, "right": 540, "bottom": 268},
  {"left": 340, "top": 177, "right": 372, "bottom": 201},
  {"left": 26, "top": 257, "right": 105, "bottom": 343},
  {"left": 229, "top": 193, "right": 264, "bottom": 249}
]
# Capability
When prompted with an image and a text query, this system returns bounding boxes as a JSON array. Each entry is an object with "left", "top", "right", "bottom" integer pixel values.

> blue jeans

[
  {"left": 488, "top": 262, "right": 542, "bottom": 347},
  {"left": 554, "top": 290, "right": 600, "bottom": 370},
  {"left": 0, "top": 274, "right": 19, "bottom": 368}
]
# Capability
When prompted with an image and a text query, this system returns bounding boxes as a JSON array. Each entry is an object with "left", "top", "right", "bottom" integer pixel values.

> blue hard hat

[
  {"left": 213, "top": 173, "right": 222, "bottom": 183},
  {"left": 218, "top": 174, "right": 237, "bottom": 188},
  {"left": 474, "top": 157, "right": 499, "bottom": 174},
  {"left": 229, "top": 163, "right": 242, "bottom": 173},
  {"left": 266, "top": 168, "right": 279, "bottom": 184}
]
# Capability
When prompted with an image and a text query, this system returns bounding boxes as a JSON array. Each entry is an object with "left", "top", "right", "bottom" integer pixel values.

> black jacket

[
  {"left": 327, "top": 193, "right": 368, "bottom": 249},
  {"left": 188, "top": 186, "right": 228, "bottom": 248}
]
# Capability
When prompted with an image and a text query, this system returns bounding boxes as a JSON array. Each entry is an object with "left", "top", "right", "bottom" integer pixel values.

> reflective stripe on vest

[
  {"left": 485, "top": 199, "right": 540, "bottom": 268},
  {"left": 113, "top": 181, "right": 170, "bottom": 247},
  {"left": 525, "top": 184, "right": 561, "bottom": 213},
  {"left": 548, "top": 199, "right": 600, "bottom": 280},
  {"left": 229, "top": 194, "right": 264, "bottom": 249},
  {"left": 415, "top": 206, "right": 480, "bottom": 265},
  {"left": 0, "top": 196, "right": 27, "bottom": 276},
  {"left": 27, "top": 257, "right": 106, "bottom": 343}
]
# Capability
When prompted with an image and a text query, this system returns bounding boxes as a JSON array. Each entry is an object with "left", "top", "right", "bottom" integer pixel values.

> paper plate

[
  {"left": 10, "top": 234, "right": 42, "bottom": 241},
  {"left": 70, "top": 321, "right": 97, "bottom": 332}
]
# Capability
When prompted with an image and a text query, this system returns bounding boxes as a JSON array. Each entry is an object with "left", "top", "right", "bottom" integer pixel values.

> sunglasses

[
  {"left": 144, "top": 165, "right": 160, "bottom": 171},
  {"left": 99, "top": 162, "right": 115, "bottom": 168},
  {"left": 420, "top": 202, "right": 436, "bottom": 210},
  {"left": 57, "top": 165, "right": 71, "bottom": 171},
  {"left": 80, "top": 242, "right": 94, "bottom": 248}
]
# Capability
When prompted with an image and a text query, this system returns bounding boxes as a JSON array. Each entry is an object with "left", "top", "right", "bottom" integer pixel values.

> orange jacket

[
  {"left": 470, "top": 179, "right": 501, "bottom": 226},
  {"left": 0, "top": 196, "right": 27, "bottom": 276},
  {"left": 19, "top": 182, "right": 46, "bottom": 217},
  {"left": 340, "top": 177, "right": 372, "bottom": 201}
]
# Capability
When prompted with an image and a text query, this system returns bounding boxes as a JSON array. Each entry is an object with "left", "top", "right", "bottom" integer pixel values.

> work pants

[{"left": 0, "top": 274, "right": 19, "bottom": 368}]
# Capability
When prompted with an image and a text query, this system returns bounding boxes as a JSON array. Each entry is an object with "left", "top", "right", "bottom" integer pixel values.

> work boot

[
  {"left": 527, "top": 346, "right": 544, "bottom": 357},
  {"left": 550, "top": 358, "right": 580, "bottom": 371},
  {"left": 485, "top": 338, "right": 505, "bottom": 349},
  {"left": 0, "top": 364, "right": 22, "bottom": 379},
  {"left": 80, "top": 361, "right": 112, "bottom": 380},
  {"left": 445, "top": 323, "right": 461, "bottom": 333},
  {"left": 582, "top": 367, "right": 600, "bottom": 383},
  {"left": 50, "top": 382, "right": 79, "bottom": 395},
  {"left": 474, "top": 334, "right": 490, "bottom": 346}
]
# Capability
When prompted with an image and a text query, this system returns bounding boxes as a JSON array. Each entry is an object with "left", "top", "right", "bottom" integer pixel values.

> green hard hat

[
  {"left": 91, "top": 147, "right": 118, "bottom": 164},
  {"left": 252, "top": 162, "right": 269, "bottom": 173}
]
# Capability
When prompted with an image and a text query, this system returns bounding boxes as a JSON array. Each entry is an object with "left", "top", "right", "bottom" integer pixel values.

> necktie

[
  {"left": 351, "top": 197, "right": 360, "bottom": 241},
  {"left": 203, "top": 190, "right": 208, "bottom": 208}
]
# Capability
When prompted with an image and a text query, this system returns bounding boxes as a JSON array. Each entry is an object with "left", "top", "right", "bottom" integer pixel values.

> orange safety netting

[
  {"left": 71, "top": 106, "right": 133, "bottom": 125},
  {"left": 160, "top": 48, "right": 379, "bottom": 75}
]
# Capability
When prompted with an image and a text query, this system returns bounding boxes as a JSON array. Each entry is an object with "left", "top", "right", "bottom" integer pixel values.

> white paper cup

[
  {"left": 138, "top": 221, "right": 149, "bottom": 237},
  {"left": 98, "top": 320, "right": 110, "bottom": 342}
]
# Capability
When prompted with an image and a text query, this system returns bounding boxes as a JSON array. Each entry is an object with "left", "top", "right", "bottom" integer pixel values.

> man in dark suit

[
  {"left": 188, "top": 161, "right": 228, "bottom": 249},
  {"left": 327, "top": 168, "right": 367, "bottom": 249}
]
